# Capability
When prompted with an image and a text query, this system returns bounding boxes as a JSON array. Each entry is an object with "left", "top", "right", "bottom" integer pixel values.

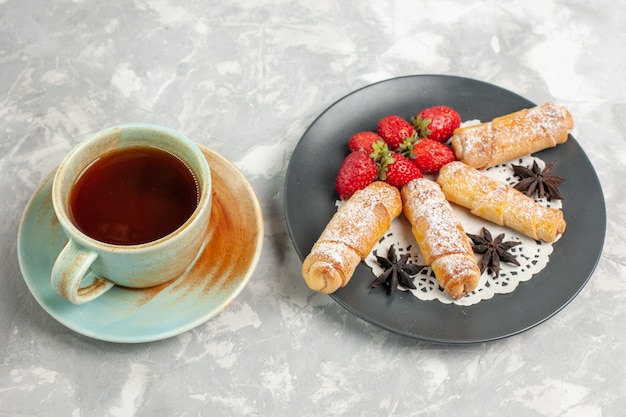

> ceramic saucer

[{"left": 17, "top": 145, "right": 264, "bottom": 343}]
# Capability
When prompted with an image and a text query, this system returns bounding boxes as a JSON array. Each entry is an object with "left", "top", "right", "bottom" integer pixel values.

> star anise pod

[
  {"left": 371, "top": 245, "right": 424, "bottom": 295},
  {"left": 512, "top": 160, "right": 564, "bottom": 200},
  {"left": 467, "top": 227, "right": 520, "bottom": 277}
]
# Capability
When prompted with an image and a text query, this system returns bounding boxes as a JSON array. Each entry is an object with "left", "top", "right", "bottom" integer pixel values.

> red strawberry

[
  {"left": 373, "top": 144, "right": 423, "bottom": 188},
  {"left": 385, "top": 153, "right": 423, "bottom": 188},
  {"left": 412, "top": 105, "right": 461, "bottom": 142},
  {"left": 348, "top": 131, "right": 384, "bottom": 155},
  {"left": 377, "top": 115, "right": 416, "bottom": 150},
  {"left": 412, "top": 139, "right": 456, "bottom": 173},
  {"left": 335, "top": 151, "right": 378, "bottom": 199}
]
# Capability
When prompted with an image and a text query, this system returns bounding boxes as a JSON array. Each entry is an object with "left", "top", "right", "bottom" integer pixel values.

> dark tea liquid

[{"left": 69, "top": 146, "right": 199, "bottom": 245}]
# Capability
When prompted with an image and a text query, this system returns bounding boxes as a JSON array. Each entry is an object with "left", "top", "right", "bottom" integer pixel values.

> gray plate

[{"left": 284, "top": 75, "right": 606, "bottom": 344}]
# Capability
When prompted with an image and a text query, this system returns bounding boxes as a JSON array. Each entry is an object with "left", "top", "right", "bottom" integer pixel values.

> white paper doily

[{"left": 349, "top": 155, "right": 563, "bottom": 306}]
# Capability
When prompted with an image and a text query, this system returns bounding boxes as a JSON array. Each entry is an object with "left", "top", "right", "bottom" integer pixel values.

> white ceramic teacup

[{"left": 51, "top": 123, "right": 212, "bottom": 304}]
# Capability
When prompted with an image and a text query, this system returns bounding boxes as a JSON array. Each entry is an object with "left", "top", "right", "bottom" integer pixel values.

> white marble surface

[{"left": 1, "top": 0, "right": 624, "bottom": 415}]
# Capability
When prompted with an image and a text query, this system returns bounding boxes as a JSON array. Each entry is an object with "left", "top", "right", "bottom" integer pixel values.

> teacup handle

[{"left": 51, "top": 239, "right": 114, "bottom": 304}]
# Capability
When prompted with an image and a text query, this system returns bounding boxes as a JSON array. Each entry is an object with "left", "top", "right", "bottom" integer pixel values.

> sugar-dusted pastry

[
  {"left": 437, "top": 161, "right": 566, "bottom": 242},
  {"left": 450, "top": 102, "right": 574, "bottom": 169},
  {"left": 401, "top": 178, "right": 481, "bottom": 300},
  {"left": 302, "top": 181, "right": 402, "bottom": 294}
]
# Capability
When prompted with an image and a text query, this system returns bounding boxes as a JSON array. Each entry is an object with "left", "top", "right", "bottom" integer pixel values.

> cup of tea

[{"left": 50, "top": 123, "right": 212, "bottom": 304}]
